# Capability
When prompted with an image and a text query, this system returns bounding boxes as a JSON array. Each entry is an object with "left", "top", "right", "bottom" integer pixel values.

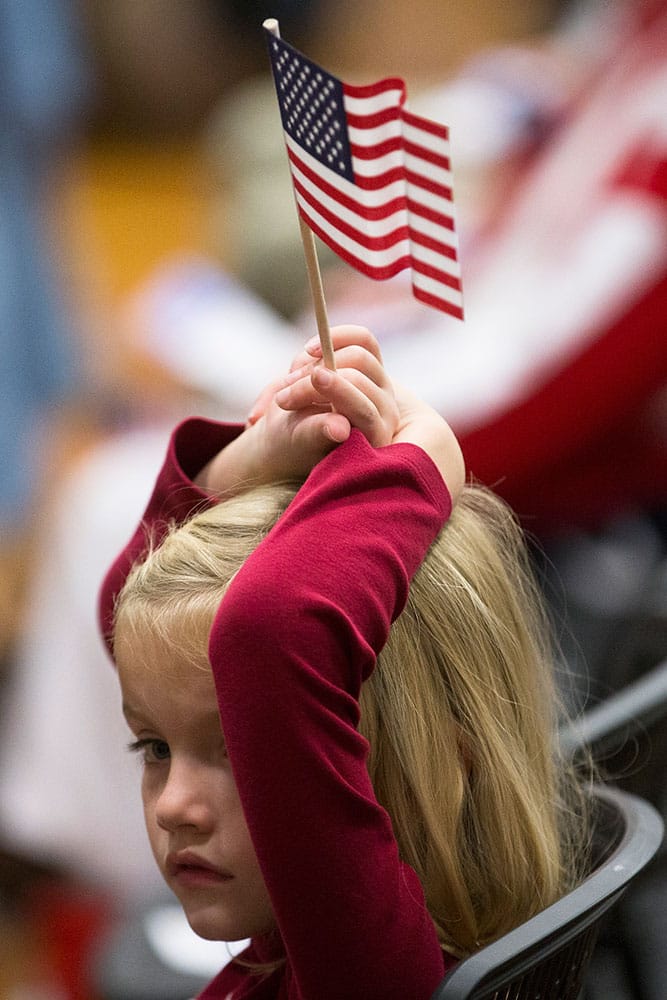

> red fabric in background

[{"left": 460, "top": 270, "right": 667, "bottom": 536}]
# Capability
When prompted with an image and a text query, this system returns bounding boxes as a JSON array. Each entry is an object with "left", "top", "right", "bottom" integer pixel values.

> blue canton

[{"left": 266, "top": 33, "right": 354, "bottom": 183}]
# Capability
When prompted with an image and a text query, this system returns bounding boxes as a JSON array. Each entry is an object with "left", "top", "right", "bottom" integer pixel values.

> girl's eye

[{"left": 128, "top": 738, "right": 171, "bottom": 764}]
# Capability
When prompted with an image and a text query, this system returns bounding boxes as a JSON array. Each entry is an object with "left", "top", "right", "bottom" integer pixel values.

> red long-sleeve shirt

[{"left": 99, "top": 420, "right": 454, "bottom": 999}]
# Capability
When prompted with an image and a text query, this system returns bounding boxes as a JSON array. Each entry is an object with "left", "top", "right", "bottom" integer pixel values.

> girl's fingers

[
  {"left": 269, "top": 326, "right": 396, "bottom": 446},
  {"left": 288, "top": 328, "right": 384, "bottom": 389},
  {"left": 320, "top": 411, "right": 352, "bottom": 443},
  {"left": 277, "top": 344, "right": 390, "bottom": 411},
  {"left": 289, "top": 350, "right": 314, "bottom": 373},
  {"left": 248, "top": 366, "right": 312, "bottom": 424},
  {"left": 246, "top": 377, "right": 285, "bottom": 425},
  {"left": 309, "top": 366, "right": 398, "bottom": 447},
  {"left": 292, "top": 343, "right": 389, "bottom": 395},
  {"left": 304, "top": 325, "right": 383, "bottom": 365},
  {"left": 290, "top": 410, "right": 352, "bottom": 462},
  {"left": 326, "top": 344, "right": 390, "bottom": 391},
  {"left": 277, "top": 365, "right": 387, "bottom": 418}
]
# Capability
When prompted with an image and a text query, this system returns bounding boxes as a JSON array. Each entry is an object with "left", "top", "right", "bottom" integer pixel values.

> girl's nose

[{"left": 155, "top": 760, "right": 216, "bottom": 833}]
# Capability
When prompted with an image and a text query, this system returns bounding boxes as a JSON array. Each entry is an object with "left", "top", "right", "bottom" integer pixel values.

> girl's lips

[
  {"left": 172, "top": 866, "right": 233, "bottom": 888},
  {"left": 166, "top": 851, "right": 233, "bottom": 885}
]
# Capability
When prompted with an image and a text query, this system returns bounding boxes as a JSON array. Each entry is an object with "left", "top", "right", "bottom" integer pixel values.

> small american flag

[{"left": 265, "top": 28, "right": 464, "bottom": 320}]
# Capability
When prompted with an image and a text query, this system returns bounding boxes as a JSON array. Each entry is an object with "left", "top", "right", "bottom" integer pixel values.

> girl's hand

[
  {"left": 291, "top": 326, "right": 465, "bottom": 503},
  {"left": 271, "top": 325, "right": 400, "bottom": 450},
  {"left": 391, "top": 381, "right": 465, "bottom": 504},
  {"left": 196, "top": 326, "right": 400, "bottom": 496}
]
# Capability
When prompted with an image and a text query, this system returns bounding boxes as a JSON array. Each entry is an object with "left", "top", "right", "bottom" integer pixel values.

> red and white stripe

[{"left": 284, "top": 76, "right": 464, "bottom": 320}]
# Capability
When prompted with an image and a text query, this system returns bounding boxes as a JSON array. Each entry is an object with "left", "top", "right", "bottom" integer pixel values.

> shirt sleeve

[
  {"left": 208, "top": 429, "right": 453, "bottom": 1000},
  {"left": 98, "top": 417, "right": 244, "bottom": 648}
]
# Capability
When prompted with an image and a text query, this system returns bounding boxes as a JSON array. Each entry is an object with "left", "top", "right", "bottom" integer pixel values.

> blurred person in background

[{"left": 0, "top": 0, "right": 101, "bottom": 996}]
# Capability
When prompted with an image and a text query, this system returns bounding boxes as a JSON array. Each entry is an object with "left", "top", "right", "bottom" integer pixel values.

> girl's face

[{"left": 116, "top": 629, "right": 275, "bottom": 943}]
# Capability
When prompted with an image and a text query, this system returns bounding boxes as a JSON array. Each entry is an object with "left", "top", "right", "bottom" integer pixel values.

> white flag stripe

[
  {"left": 285, "top": 134, "right": 407, "bottom": 206},
  {"left": 345, "top": 114, "right": 450, "bottom": 163},
  {"left": 292, "top": 162, "right": 410, "bottom": 237},
  {"left": 402, "top": 121, "right": 451, "bottom": 160},
  {"left": 343, "top": 87, "right": 405, "bottom": 117},
  {"left": 412, "top": 270, "right": 464, "bottom": 309},
  {"left": 404, "top": 153, "right": 453, "bottom": 188},
  {"left": 347, "top": 120, "right": 403, "bottom": 148},
  {"left": 410, "top": 242, "right": 462, "bottom": 278},
  {"left": 352, "top": 148, "right": 406, "bottom": 177},
  {"left": 407, "top": 214, "right": 459, "bottom": 250},
  {"left": 405, "top": 181, "right": 455, "bottom": 216},
  {"left": 296, "top": 195, "right": 414, "bottom": 270}
]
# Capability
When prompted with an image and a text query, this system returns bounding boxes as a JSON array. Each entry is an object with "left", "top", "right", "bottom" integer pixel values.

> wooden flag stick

[
  {"left": 298, "top": 218, "right": 336, "bottom": 370},
  {"left": 264, "top": 18, "right": 336, "bottom": 371}
]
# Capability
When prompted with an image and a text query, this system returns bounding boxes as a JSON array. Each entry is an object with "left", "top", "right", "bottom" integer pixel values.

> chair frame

[
  {"left": 430, "top": 783, "right": 664, "bottom": 1000},
  {"left": 559, "top": 659, "right": 667, "bottom": 762}
]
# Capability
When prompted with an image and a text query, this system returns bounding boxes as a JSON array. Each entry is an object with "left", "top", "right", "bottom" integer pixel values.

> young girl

[{"left": 99, "top": 327, "right": 588, "bottom": 1000}]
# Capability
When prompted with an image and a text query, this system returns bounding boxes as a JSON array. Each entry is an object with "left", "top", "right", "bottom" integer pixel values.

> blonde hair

[{"left": 113, "top": 481, "right": 589, "bottom": 959}]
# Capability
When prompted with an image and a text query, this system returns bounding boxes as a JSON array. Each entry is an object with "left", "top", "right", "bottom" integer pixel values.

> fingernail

[
  {"left": 305, "top": 336, "right": 322, "bottom": 354},
  {"left": 313, "top": 367, "right": 333, "bottom": 387}
]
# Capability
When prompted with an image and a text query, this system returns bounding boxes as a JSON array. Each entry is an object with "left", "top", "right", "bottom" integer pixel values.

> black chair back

[{"left": 431, "top": 785, "right": 663, "bottom": 1000}]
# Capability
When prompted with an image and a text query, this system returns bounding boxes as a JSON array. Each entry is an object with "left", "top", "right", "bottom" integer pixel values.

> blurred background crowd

[{"left": 0, "top": 0, "right": 665, "bottom": 997}]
